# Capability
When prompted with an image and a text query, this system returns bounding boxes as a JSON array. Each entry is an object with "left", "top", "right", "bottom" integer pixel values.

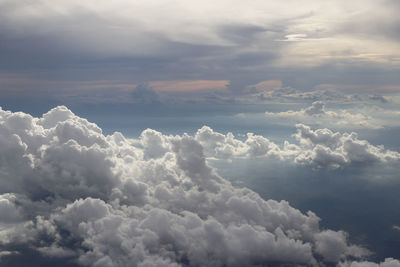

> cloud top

[{"left": 0, "top": 106, "right": 398, "bottom": 266}]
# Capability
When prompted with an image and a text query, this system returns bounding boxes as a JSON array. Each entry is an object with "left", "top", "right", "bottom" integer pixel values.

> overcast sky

[{"left": 1, "top": 0, "right": 400, "bottom": 105}]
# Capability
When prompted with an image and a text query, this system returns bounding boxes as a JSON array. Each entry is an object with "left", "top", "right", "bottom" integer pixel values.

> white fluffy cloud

[
  {"left": 292, "top": 124, "right": 400, "bottom": 169},
  {"left": 0, "top": 106, "right": 397, "bottom": 266},
  {"left": 193, "top": 126, "right": 282, "bottom": 160},
  {"left": 140, "top": 121, "right": 400, "bottom": 169}
]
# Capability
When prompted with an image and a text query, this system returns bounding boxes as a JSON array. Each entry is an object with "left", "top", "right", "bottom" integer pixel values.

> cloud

[
  {"left": 292, "top": 124, "right": 400, "bottom": 169},
  {"left": 392, "top": 225, "right": 400, "bottom": 232},
  {"left": 245, "top": 80, "right": 283, "bottom": 93},
  {"left": 303, "top": 101, "right": 326, "bottom": 116},
  {"left": 339, "top": 258, "right": 400, "bottom": 267},
  {"left": 1, "top": 0, "right": 400, "bottom": 97},
  {"left": 369, "top": 94, "right": 389, "bottom": 103},
  {"left": 264, "top": 101, "right": 390, "bottom": 129},
  {"left": 131, "top": 83, "right": 161, "bottom": 104},
  {"left": 153, "top": 123, "right": 399, "bottom": 170},
  {"left": 0, "top": 194, "right": 23, "bottom": 223},
  {"left": 1, "top": 0, "right": 400, "bottom": 108},
  {"left": 250, "top": 85, "right": 399, "bottom": 106},
  {"left": 314, "top": 84, "right": 400, "bottom": 95},
  {"left": 0, "top": 105, "right": 390, "bottom": 266},
  {"left": 150, "top": 80, "right": 229, "bottom": 93},
  {"left": 314, "top": 230, "right": 367, "bottom": 262},
  {"left": 193, "top": 126, "right": 283, "bottom": 160},
  {"left": 254, "top": 86, "right": 352, "bottom": 103}
]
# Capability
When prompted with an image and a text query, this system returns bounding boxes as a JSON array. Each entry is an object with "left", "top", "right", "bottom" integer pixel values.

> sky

[{"left": 1, "top": 0, "right": 400, "bottom": 266}]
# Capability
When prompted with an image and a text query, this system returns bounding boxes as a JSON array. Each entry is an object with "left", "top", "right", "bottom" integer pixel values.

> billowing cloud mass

[
  {"left": 165, "top": 123, "right": 400, "bottom": 169},
  {"left": 1, "top": 105, "right": 398, "bottom": 266},
  {"left": 291, "top": 124, "right": 400, "bottom": 169}
]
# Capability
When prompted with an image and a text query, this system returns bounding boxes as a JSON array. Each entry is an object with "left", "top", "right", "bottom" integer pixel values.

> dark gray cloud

[
  {"left": 369, "top": 95, "right": 389, "bottom": 104},
  {"left": 131, "top": 83, "right": 161, "bottom": 104},
  {"left": 304, "top": 101, "right": 326, "bottom": 116}
]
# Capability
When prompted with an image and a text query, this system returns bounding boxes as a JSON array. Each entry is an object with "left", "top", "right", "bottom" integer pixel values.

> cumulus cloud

[
  {"left": 141, "top": 122, "right": 400, "bottom": 170},
  {"left": 303, "top": 101, "right": 326, "bottom": 116},
  {"left": 0, "top": 105, "right": 391, "bottom": 266},
  {"left": 314, "top": 230, "right": 367, "bottom": 262},
  {"left": 264, "top": 101, "right": 382, "bottom": 129},
  {"left": 193, "top": 126, "right": 282, "bottom": 160},
  {"left": 292, "top": 124, "right": 400, "bottom": 169}
]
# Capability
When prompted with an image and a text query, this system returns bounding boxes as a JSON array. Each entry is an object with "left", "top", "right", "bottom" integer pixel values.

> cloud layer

[
  {"left": 264, "top": 101, "right": 400, "bottom": 129},
  {"left": 185, "top": 123, "right": 400, "bottom": 169},
  {"left": 1, "top": 0, "right": 399, "bottom": 66},
  {"left": 1, "top": 0, "right": 400, "bottom": 104},
  {"left": 0, "top": 106, "right": 398, "bottom": 266}
]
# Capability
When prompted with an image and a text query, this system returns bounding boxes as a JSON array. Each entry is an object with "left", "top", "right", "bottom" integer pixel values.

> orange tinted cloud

[{"left": 150, "top": 80, "right": 229, "bottom": 92}]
